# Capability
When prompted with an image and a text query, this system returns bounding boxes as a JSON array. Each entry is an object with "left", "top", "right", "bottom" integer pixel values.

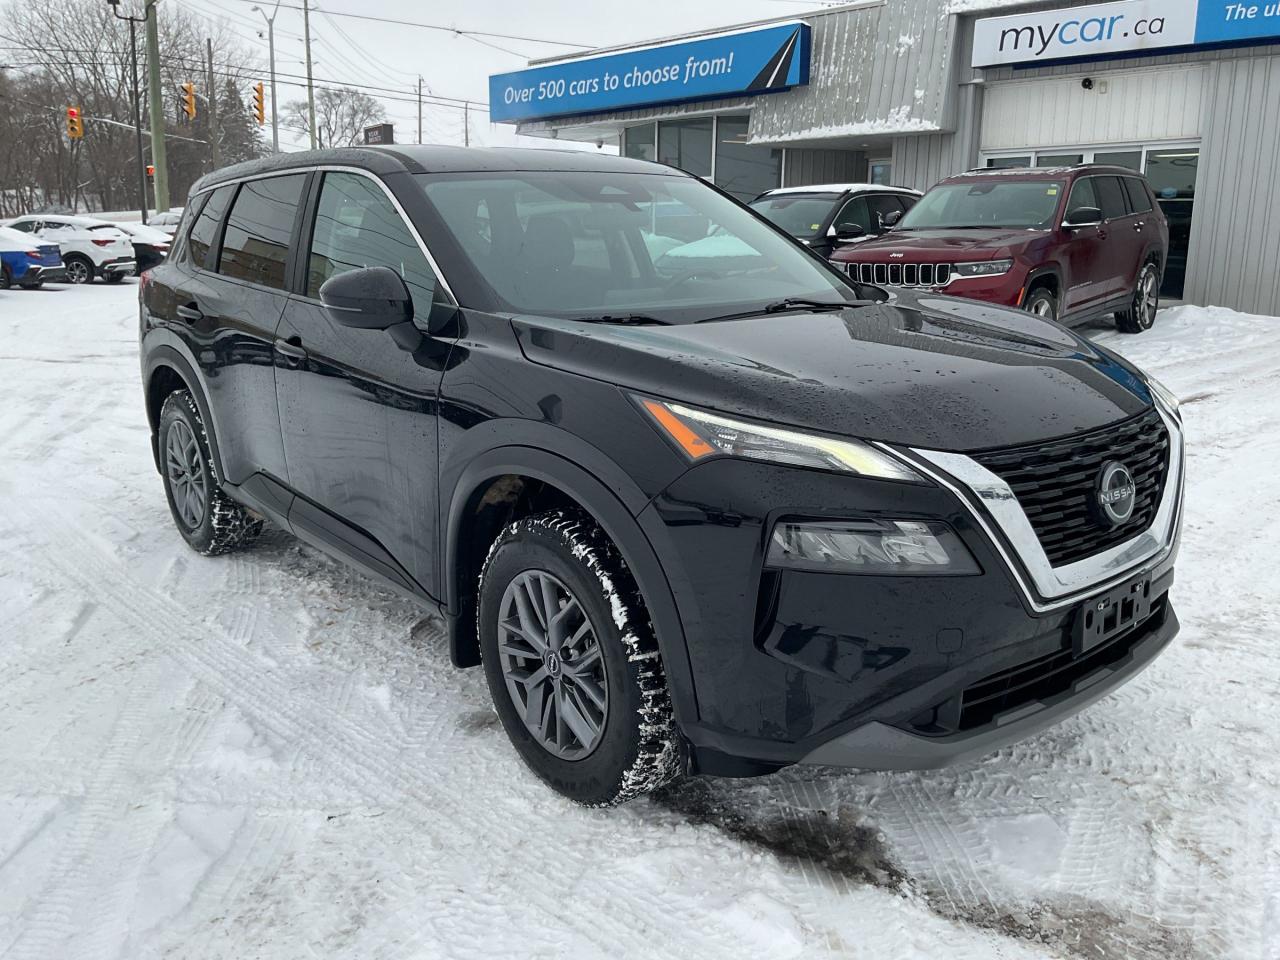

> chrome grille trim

[
  {"left": 848, "top": 260, "right": 956, "bottom": 288},
  {"left": 878, "top": 403, "right": 1185, "bottom": 614}
]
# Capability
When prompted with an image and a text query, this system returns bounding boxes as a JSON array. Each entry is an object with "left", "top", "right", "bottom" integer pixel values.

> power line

[{"left": 213, "top": 0, "right": 595, "bottom": 48}]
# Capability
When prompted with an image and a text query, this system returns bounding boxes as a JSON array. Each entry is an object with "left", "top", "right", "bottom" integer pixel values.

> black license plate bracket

[{"left": 1074, "top": 576, "right": 1154, "bottom": 655}]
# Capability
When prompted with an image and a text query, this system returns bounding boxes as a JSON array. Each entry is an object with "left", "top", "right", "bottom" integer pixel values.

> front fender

[{"left": 442, "top": 437, "right": 699, "bottom": 726}]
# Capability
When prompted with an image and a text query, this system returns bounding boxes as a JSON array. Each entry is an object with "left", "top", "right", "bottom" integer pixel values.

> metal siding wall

[
  {"left": 980, "top": 67, "right": 1206, "bottom": 151},
  {"left": 1185, "top": 54, "right": 1280, "bottom": 315},
  {"left": 751, "top": 0, "right": 956, "bottom": 142},
  {"left": 782, "top": 149, "right": 866, "bottom": 187}
]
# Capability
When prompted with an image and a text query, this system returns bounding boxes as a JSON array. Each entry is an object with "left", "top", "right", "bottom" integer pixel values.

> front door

[
  {"left": 275, "top": 170, "right": 452, "bottom": 595},
  {"left": 1060, "top": 177, "right": 1111, "bottom": 313}
]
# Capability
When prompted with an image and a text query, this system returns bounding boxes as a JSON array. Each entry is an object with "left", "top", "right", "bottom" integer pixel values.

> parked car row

[
  {"left": 0, "top": 211, "right": 179, "bottom": 289},
  {"left": 749, "top": 164, "right": 1170, "bottom": 334}
]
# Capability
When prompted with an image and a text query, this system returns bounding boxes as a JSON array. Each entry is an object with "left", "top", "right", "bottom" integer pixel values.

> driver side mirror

[
  {"left": 319, "top": 266, "right": 413, "bottom": 330},
  {"left": 1063, "top": 206, "right": 1103, "bottom": 229},
  {"left": 828, "top": 223, "right": 866, "bottom": 244},
  {"left": 881, "top": 209, "right": 904, "bottom": 228}
]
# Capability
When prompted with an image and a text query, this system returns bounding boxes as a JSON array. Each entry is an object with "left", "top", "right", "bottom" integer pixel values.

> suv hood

[
  {"left": 512, "top": 294, "right": 1154, "bottom": 453},
  {"left": 835, "top": 229, "right": 1043, "bottom": 263}
]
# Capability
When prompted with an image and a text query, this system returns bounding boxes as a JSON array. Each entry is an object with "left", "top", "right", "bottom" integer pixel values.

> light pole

[
  {"left": 251, "top": 2, "right": 280, "bottom": 153},
  {"left": 106, "top": 0, "right": 150, "bottom": 223}
]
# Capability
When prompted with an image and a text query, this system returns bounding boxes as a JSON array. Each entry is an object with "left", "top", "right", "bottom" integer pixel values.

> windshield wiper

[
  {"left": 763, "top": 298, "right": 851, "bottom": 314},
  {"left": 695, "top": 298, "right": 874, "bottom": 324}
]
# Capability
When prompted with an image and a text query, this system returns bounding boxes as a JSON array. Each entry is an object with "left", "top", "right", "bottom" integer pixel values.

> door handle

[
  {"left": 274, "top": 336, "right": 308, "bottom": 361},
  {"left": 175, "top": 303, "right": 204, "bottom": 322},
  {"left": 1134, "top": 222, "right": 1145, "bottom": 232}
]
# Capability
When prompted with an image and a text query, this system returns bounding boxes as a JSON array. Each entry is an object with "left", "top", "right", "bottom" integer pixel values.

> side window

[
  {"left": 170, "top": 192, "right": 209, "bottom": 264},
  {"left": 7, "top": 220, "right": 35, "bottom": 233},
  {"left": 1067, "top": 177, "right": 1099, "bottom": 214},
  {"left": 218, "top": 174, "right": 306, "bottom": 290},
  {"left": 899, "top": 195, "right": 919, "bottom": 214},
  {"left": 834, "top": 196, "right": 872, "bottom": 233},
  {"left": 1094, "top": 176, "right": 1129, "bottom": 220},
  {"left": 188, "top": 185, "right": 234, "bottom": 267},
  {"left": 867, "top": 194, "right": 905, "bottom": 232},
  {"left": 1123, "top": 178, "right": 1154, "bottom": 214},
  {"left": 306, "top": 172, "right": 439, "bottom": 310}
]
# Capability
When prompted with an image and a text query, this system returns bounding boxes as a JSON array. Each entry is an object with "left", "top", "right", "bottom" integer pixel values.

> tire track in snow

[{"left": 31, "top": 510, "right": 771, "bottom": 960}]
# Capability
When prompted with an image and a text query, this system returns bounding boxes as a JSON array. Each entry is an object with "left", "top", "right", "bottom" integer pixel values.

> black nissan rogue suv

[{"left": 139, "top": 147, "right": 1185, "bottom": 805}]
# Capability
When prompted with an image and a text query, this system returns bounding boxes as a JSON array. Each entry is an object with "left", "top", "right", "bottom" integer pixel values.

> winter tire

[
  {"left": 1116, "top": 263, "right": 1160, "bottom": 334},
  {"left": 0, "top": 265, "right": 10, "bottom": 290},
  {"left": 158, "top": 390, "right": 263, "bottom": 556},
  {"left": 478, "top": 510, "right": 682, "bottom": 806},
  {"left": 1024, "top": 286, "right": 1059, "bottom": 322},
  {"left": 64, "top": 254, "right": 94, "bottom": 285}
]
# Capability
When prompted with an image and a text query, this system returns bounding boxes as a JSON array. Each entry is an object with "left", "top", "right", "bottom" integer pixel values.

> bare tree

[
  {"left": 284, "top": 86, "right": 385, "bottom": 149},
  {"left": 0, "top": 0, "right": 265, "bottom": 215}
]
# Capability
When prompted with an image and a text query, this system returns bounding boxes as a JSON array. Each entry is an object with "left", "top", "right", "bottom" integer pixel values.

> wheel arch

[
  {"left": 443, "top": 444, "right": 698, "bottom": 726},
  {"left": 1022, "top": 265, "right": 1062, "bottom": 303},
  {"left": 143, "top": 346, "right": 226, "bottom": 480}
]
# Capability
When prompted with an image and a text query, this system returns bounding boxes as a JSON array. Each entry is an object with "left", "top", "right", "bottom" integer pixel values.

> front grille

[
  {"left": 971, "top": 408, "right": 1170, "bottom": 567},
  {"left": 958, "top": 595, "right": 1167, "bottom": 730},
  {"left": 849, "top": 261, "right": 952, "bottom": 288}
]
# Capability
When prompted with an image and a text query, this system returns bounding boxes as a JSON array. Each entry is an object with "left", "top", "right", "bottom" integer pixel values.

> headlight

[
  {"left": 767, "top": 520, "right": 980, "bottom": 575},
  {"left": 954, "top": 259, "right": 1014, "bottom": 278},
  {"left": 1146, "top": 374, "right": 1181, "bottom": 418},
  {"left": 637, "top": 398, "right": 924, "bottom": 483}
]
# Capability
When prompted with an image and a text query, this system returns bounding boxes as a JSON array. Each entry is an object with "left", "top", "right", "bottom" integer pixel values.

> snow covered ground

[{"left": 1, "top": 281, "right": 1277, "bottom": 959}]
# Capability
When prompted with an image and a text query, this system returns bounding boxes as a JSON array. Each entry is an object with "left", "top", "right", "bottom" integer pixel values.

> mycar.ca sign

[
  {"left": 973, "top": 0, "right": 1280, "bottom": 67},
  {"left": 489, "top": 22, "right": 811, "bottom": 123}
]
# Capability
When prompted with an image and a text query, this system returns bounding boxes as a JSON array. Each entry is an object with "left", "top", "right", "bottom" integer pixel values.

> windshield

[
  {"left": 416, "top": 171, "right": 855, "bottom": 323},
  {"left": 898, "top": 180, "right": 1064, "bottom": 230},
  {"left": 747, "top": 194, "right": 840, "bottom": 239}
]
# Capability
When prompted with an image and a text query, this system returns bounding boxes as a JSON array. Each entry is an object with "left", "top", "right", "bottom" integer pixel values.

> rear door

[
  {"left": 275, "top": 170, "right": 452, "bottom": 594},
  {"left": 178, "top": 174, "right": 306, "bottom": 485},
  {"left": 1093, "top": 175, "right": 1136, "bottom": 301}
]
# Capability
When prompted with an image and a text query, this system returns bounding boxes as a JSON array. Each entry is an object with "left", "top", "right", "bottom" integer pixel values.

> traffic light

[
  {"left": 66, "top": 107, "right": 84, "bottom": 139},
  {"left": 253, "top": 82, "right": 265, "bottom": 125},
  {"left": 146, "top": 164, "right": 155, "bottom": 181},
  {"left": 181, "top": 83, "right": 197, "bottom": 121}
]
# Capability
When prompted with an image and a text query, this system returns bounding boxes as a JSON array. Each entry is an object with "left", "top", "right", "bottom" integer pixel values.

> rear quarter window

[
  {"left": 1123, "top": 178, "right": 1154, "bottom": 214},
  {"left": 188, "top": 185, "right": 235, "bottom": 268}
]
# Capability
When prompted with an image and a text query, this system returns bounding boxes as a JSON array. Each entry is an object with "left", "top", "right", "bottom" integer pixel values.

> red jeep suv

[{"left": 832, "top": 166, "right": 1170, "bottom": 333}]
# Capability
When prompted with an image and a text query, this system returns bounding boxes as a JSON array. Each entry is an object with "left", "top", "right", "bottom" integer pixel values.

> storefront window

[
  {"left": 658, "top": 118, "right": 713, "bottom": 179},
  {"left": 1095, "top": 150, "right": 1143, "bottom": 170},
  {"left": 713, "top": 115, "right": 781, "bottom": 202},
  {"left": 868, "top": 160, "right": 892, "bottom": 185},
  {"left": 1145, "top": 149, "right": 1199, "bottom": 299},
  {"left": 1036, "top": 153, "right": 1083, "bottom": 167},
  {"left": 623, "top": 124, "right": 656, "bottom": 162},
  {"left": 987, "top": 156, "right": 1032, "bottom": 169}
]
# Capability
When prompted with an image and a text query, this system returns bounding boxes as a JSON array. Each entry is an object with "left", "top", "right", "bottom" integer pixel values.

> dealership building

[{"left": 490, "top": 0, "right": 1280, "bottom": 315}]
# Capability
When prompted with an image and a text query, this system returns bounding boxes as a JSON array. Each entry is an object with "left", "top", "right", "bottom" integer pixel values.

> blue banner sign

[
  {"left": 489, "top": 22, "right": 811, "bottom": 123},
  {"left": 973, "top": 0, "right": 1280, "bottom": 67}
]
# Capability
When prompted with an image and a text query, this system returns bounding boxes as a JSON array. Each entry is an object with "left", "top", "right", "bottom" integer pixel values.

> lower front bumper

[
  {"left": 102, "top": 259, "right": 137, "bottom": 276},
  {"left": 801, "top": 602, "right": 1177, "bottom": 770},
  {"left": 27, "top": 265, "right": 66, "bottom": 283}
]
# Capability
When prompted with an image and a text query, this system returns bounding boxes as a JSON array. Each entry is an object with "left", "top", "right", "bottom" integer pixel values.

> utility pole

[
  {"left": 252, "top": 3, "right": 280, "bottom": 153},
  {"left": 144, "top": 0, "right": 169, "bottom": 212},
  {"left": 463, "top": 101, "right": 470, "bottom": 148},
  {"left": 206, "top": 38, "right": 221, "bottom": 168},
  {"left": 417, "top": 76, "right": 423, "bottom": 145},
  {"left": 302, "top": 0, "right": 316, "bottom": 148},
  {"left": 106, "top": 0, "right": 148, "bottom": 223}
]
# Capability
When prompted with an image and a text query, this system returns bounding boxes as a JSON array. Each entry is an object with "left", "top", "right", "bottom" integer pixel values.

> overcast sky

[{"left": 167, "top": 0, "right": 832, "bottom": 152}]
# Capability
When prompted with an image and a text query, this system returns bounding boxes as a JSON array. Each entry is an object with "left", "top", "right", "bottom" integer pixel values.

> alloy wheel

[
  {"left": 66, "top": 260, "right": 91, "bottom": 284},
  {"left": 1137, "top": 268, "right": 1159, "bottom": 328},
  {"left": 497, "top": 570, "right": 609, "bottom": 760},
  {"left": 164, "top": 418, "right": 208, "bottom": 530},
  {"left": 1031, "top": 298, "right": 1053, "bottom": 318}
]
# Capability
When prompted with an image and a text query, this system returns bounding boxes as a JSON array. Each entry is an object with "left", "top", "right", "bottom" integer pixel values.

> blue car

[{"left": 0, "top": 225, "right": 66, "bottom": 288}]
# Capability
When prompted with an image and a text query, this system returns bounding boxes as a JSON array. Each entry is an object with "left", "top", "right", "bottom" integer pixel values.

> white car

[
  {"left": 0, "top": 214, "right": 136, "bottom": 284},
  {"left": 145, "top": 210, "right": 184, "bottom": 238}
]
